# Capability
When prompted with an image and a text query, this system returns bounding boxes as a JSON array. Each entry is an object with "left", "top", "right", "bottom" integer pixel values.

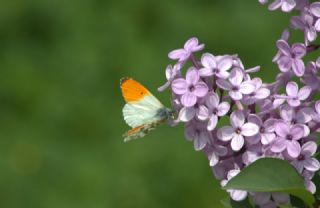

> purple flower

[
  {"left": 275, "top": 40, "right": 306, "bottom": 77},
  {"left": 242, "top": 144, "right": 265, "bottom": 165},
  {"left": 285, "top": 81, "right": 312, "bottom": 107},
  {"left": 268, "top": 0, "right": 297, "bottom": 12},
  {"left": 204, "top": 142, "right": 228, "bottom": 167},
  {"left": 247, "top": 115, "right": 276, "bottom": 145},
  {"left": 216, "top": 68, "right": 255, "bottom": 100},
  {"left": 199, "top": 53, "right": 233, "bottom": 79},
  {"left": 303, "top": 170, "right": 317, "bottom": 194},
  {"left": 271, "top": 121, "right": 304, "bottom": 158},
  {"left": 158, "top": 64, "right": 181, "bottom": 91},
  {"left": 252, "top": 192, "right": 290, "bottom": 207},
  {"left": 172, "top": 67, "right": 208, "bottom": 107},
  {"left": 168, "top": 37, "right": 204, "bottom": 62},
  {"left": 185, "top": 121, "right": 210, "bottom": 151},
  {"left": 292, "top": 141, "right": 320, "bottom": 173},
  {"left": 291, "top": 10, "right": 317, "bottom": 44},
  {"left": 313, "top": 100, "right": 320, "bottom": 122},
  {"left": 197, "top": 92, "right": 230, "bottom": 131},
  {"left": 221, "top": 169, "right": 248, "bottom": 201},
  {"left": 217, "top": 110, "right": 259, "bottom": 151},
  {"left": 242, "top": 78, "right": 271, "bottom": 105}
]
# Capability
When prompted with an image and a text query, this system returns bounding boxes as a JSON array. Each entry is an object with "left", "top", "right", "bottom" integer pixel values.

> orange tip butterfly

[{"left": 120, "top": 77, "right": 174, "bottom": 142}]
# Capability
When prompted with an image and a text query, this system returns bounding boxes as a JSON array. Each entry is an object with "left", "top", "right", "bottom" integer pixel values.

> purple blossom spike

[
  {"left": 158, "top": 3, "right": 320, "bottom": 202},
  {"left": 172, "top": 67, "right": 208, "bottom": 107},
  {"left": 216, "top": 68, "right": 255, "bottom": 100},
  {"left": 168, "top": 37, "right": 204, "bottom": 62},
  {"left": 217, "top": 110, "right": 259, "bottom": 151}
]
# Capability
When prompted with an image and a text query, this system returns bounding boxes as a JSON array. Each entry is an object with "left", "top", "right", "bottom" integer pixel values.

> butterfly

[{"left": 120, "top": 77, "right": 174, "bottom": 142}]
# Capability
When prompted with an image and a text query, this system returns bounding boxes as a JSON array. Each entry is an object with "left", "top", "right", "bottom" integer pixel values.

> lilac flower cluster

[{"left": 159, "top": 1, "right": 320, "bottom": 206}]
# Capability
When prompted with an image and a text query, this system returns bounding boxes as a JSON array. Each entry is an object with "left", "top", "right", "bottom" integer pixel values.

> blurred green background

[{"left": 0, "top": 1, "right": 291, "bottom": 207}]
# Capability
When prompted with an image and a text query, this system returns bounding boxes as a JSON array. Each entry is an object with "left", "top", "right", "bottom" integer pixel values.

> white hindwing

[{"left": 123, "top": 94, "right": 164, "bottom": 128}]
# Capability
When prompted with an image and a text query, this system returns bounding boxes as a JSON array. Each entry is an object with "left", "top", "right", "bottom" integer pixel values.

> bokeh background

[{"left": 0, "top": 1, "right": 292, "bottom": 208}]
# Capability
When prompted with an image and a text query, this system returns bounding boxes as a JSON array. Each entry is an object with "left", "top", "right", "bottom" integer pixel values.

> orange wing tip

[{"left": 120, "top": 77, "right": 150, "bottom": 103}]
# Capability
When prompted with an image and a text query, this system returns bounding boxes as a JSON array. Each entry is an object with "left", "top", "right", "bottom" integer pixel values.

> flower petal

[
  {"left": 239, "top": 82, "right": 255, "bottom": 95},
  {"left": 181, "top": 92, "right": 197, "bottom": 107},
  {"left": 292, "top": 59, "right": 305, "bottom": 77},
  {"left": 287, "top": 140, "right": 301, "bottom": 158},
  {"left": 304, "top": 158, "right": 320, "bottom": 172},
  {"left": 218, "top": 56, "right": 233, "bottom": 71},
  {"left": 216, "top": 79, "right": 232, "bottom": 90},
  {"left": 194, "top": 131, "right": 209, "bottom": 151},
  {"left": 207, "top": 115, "right": 218, "bottom": 131},
  {"left": 171, "top": 78, "right": 188, "bottom": 95},
  {"left": 302, "top": 141, "right": 317, "bottom": 157},
  {"left": 206, "top": 92, "right": 219, "bottom": 108},
  {"left": 271, "top": 138, "right": 287, "bottom": 153},
  {"left": 255, "top": 88, "right": 270, "bottom": 99},
  {"left": 248, "top": 114, "right": 262, "bottom": 126},
  {"left": 241, "top": 123, "right": 259, "bottom": 137},
  {"left": 291, "top": 124, "right": 305, "bottom": 140},
  {"left": 229, "top": 91, "right": 243, "bottom": 101},
  {"left": 201, "top": 53, "right": 216, "bottom": 69},
  {"left": 186, "top": 68, "right": 200, "bottom": 85},
  {"left": 288, "top": 98, "right": 301, "bottom": 107},
  {"left": 197, "top": 105, "right": 209, "bottom": 121},
  {"left": 280, "top": 104, "right": 294, "bottom": 122},
  {"left": 217, "top": 126, "right": 235, "bottom": 141},
  {"left": 229, "top": 68, "right": 243, "bottom": 86},
  {"left": 277, "top": 56, "right": 292, "bottom": 72},
  {"left": 231, "top": 134, "right": 244, "bottom": 151},
  {"left": 209, "top": 152, "right": 219, "bottom": 167},
  {"left": 193, "top": 82, "right": 208, "bottom": 97},
  {"left": 276, "top": 40, "right": 291, "bottom": 56},
  {"left": 310, "top": 2, "right": 320, "bottom": 17},
  {"left": 292, "top": 43, "right": 306, "bottom": 59},
  {"left": 298, "top": 86, "right": 312, "bottom": 101},
  {"left": 230, "top": 110, "right": 245, "bottom": 128},
  {"left": 199, "top": 67, "right": 214, "bottom": 77},
  {"left": 217, "top": 102, "right": 230, "bottom": 116},
  {"left": 316, "top": 101, "right": 320, "bottom": 114},
  {"left": 168, "top": 49, "right": 186, "bottom": 60},
  {"left": 261, "top": 133, "right": 276, "bottom": 145},
  {"left": 286, "top": 81, "right": 299, "bottom": 97},
  {"left": 178, "top": 107, "right": 196, "bottom": 122},
  {"left": 281, "top": 0, "right": 296, "bottom": 12},
  {"left": 230, "top": 190, "right": 248, "bottom": 202},
  {"left": 275, "top": 121, "right": 289, "bottom": 137}
]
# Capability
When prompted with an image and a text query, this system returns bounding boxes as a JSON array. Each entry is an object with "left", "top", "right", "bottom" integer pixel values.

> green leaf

[{"left": 223, "top": 158, "right": 315, "bottom": 207}]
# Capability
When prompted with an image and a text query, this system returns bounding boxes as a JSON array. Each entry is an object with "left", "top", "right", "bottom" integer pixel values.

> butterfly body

[{"left": 120, "top": 77, "right": 174, "bottom": 142}]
